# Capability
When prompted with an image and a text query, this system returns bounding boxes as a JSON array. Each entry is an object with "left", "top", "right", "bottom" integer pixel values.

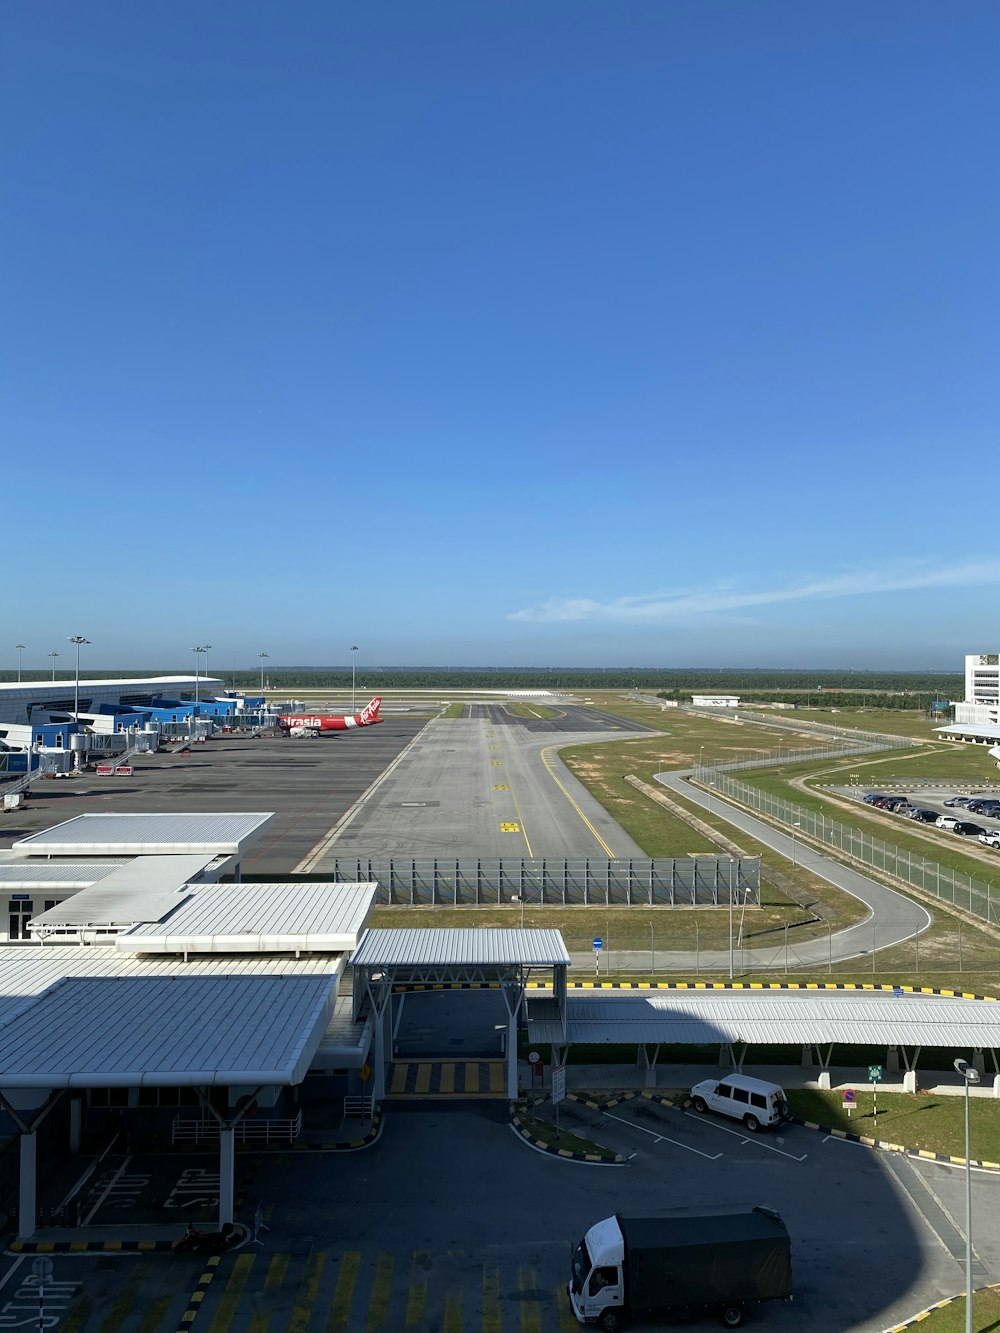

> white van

[{"left": 689, "top": 1074, "right": 791, "bottom": 1132}]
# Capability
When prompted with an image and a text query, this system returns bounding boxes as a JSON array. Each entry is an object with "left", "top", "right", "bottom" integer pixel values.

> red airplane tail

[{"left": 359, "top": 697, "right": 382, "bottom": 724}]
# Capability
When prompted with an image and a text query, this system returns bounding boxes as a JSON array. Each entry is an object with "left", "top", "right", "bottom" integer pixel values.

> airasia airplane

[{"left": 276, "top": 697, "right": 383, "bottom": 736}]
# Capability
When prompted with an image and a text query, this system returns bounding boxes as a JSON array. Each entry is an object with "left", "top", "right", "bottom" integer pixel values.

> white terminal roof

[
  {"left": 0, "top": 948, "right": 346, "bottom": 1089},
  {"left": 935, "top": 724, "right": 1000, "bottom": 741},
  {"left": 12, "top": 812, "right": 272, "bottom": 858},
  {"left": 118, "top": 882, "right": 376, "bottom": 955},
  {"left": 1, "top": 675, "right": 218, "bottom": 693},
  {"left": 28, "top": 856, "right": 216, "bottom": 934},
  {"left": 351, "top": 927, "right": 571, "bottom": 969},
  {"left": 526, "top": 990, "right": 1000, "bottom": 1050}
]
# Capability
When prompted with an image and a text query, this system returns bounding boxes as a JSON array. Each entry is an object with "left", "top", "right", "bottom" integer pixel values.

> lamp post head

[
  {"left": 954, "top": 1058, "right": 981, "bottom": 1084},
  {"left": 68, "top": 636, "right": 90, "bottom": 647}
]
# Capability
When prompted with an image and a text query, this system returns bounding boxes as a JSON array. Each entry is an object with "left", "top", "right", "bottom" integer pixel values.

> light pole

[
  {"left": 351, "top": 646, "right": 359, "bottom": 714},
  {"left": 15, "top": 644, "right": 25, "bottom": 684},
  {"left": 792, "top": 821, "right": 801, "bottom": 866},
  {"left": 191, "top": 646, "right": 209, "bottom": 710},
  {"left": 955, "top": 1058, "right": 981, "bottom": 1333},
  {"left": 728, "top": 858, "right": 735, "bottom": 979},
  {"left": 48, "top": 652, "right": 59, "bottom": 681},
  {"left": 68, "top": 637, "right": 90, "bottom": 717},
  {"left": 258, "top": 652, "right": 269, "bottom": 694},
  {"left": 203, "top": 644, "right": 212, "bottom": 694}
]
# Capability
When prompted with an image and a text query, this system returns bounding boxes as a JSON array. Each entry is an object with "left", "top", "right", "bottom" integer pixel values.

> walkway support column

[
  {"left": 218, "top": 1128, "right": 235, "bottom": 1228},
  {"left": 18, "top": 1133, "right": 36, "bottom": 1242}
]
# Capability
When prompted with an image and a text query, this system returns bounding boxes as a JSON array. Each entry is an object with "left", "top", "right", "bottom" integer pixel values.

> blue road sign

[
  {"left": 843, "top": 1089, "right": 856, "bottom": 1103},
  {"left": 593, "top": 937, "right": 603, "bottom": 950}
]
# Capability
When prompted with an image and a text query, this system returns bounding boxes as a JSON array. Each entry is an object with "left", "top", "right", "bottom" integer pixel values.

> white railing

[
  {"left": 171, "top": 1111, "right": 302, "bottom": 1145},
  {"left": 343, "top": 1095, "right": 374, "bottom": 1118}
]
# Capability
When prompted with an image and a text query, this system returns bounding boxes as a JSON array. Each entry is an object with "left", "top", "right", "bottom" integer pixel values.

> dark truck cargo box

[{"left": 619, "top": 1207, "right": 792, "bottom": 1310}]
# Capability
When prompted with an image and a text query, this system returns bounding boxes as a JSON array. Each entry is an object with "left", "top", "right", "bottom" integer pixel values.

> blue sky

[{"left": 3, "top": 2, "right": 996, "bottom": 671}]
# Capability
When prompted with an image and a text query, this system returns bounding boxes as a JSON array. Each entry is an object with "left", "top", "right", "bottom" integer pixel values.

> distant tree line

[{"left": 1, "top": 666, "right": 963, "bottom": 695}]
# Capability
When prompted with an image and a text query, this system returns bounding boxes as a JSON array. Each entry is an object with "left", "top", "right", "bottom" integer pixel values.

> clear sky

[{"left": 3, "top": 2, "right": 996, "bottom": 671}]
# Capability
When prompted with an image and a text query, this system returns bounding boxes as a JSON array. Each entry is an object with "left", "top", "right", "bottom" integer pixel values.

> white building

[
  {"left": 0, "top": 676, "right": 223, "bottom": 726},
  {"left": 691, "top": 695, "right": 740, "bottom": 709},
  {"left": 936, "top": 654, "right": 1000, "bottom": 743}
]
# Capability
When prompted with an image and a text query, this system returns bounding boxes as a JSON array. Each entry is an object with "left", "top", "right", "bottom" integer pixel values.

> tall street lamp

[
  {"left": 955, "top": 1057, "right": 981, "bottom": 1333},
  {"left": 728, "top": 858, "right": 736, "bottom": 980},
  {"left": 351, "top": 645, "right": 359, "bottom": 714},
  {"left": 15, "top": 644, "right": 25, "bottom": 684},
  {"left": 48, "top": 652, "right": 59, "bottom": 682},
  {"left": 792, "top": 821, "right": 801, "bottom": 866},
  {"left": 258, "top": 652, "right": 269, "bottom": 693},
  {"left": 203, "top": 644, "right": 213, "bottom": 694},
  {"left": 191, "top": 646, "right": 209, "bottom": 710},
  {"left": 68, "top": 636, "right": 90, "bottom": 718}
]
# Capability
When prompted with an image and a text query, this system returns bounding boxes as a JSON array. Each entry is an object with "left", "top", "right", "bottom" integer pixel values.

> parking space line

[
  {"left": 602, "top": 1110, "right": 722, "bottom": 1160},
  {"left": 682, "top": 1113, "right": 807, "bottom": 1161},
  {"left": 82, "top": 1154, "right": 132, "bottom": 1224}
]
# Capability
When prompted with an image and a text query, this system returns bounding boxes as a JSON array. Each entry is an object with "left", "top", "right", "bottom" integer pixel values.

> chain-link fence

[
  {"left": 692, "top": 767, "right": 1000, "bottom": 927},
  {"left": 322, "top": 856, "right": 760, "bottom": 907}
]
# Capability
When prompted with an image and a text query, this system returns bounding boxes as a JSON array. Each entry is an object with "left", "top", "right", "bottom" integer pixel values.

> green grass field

[{"left": 784, "top": 1089, "right": 1000, "bottom": 1160}]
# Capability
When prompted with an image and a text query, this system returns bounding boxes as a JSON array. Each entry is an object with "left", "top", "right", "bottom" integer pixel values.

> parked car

[
  {"left": 978, "top": 831, "right": 1000, "bottom": 850},
  {"left": 862, "top": 793, "right": 886, "bottom": 805},
  {"left": 908, "top": 808, "right": 940, "bottom": 823},
  {"left": 952, "top": 822, "right": 986, "bottom": 837},
  {"left": 943, "top": 796, "right": 975, "bottom": 808},
  {"left": 689, "top": 1074, "right": 791, "bottom": 1132},
  {"left": 936, "top": 815, "right": 960, "bottom": 829},
  {"left": 968, "top": 801, "right": 1000, "bottom": 816}
]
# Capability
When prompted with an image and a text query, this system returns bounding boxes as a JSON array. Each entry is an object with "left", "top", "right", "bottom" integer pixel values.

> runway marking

[
  {"left": 602, "top": 1110, "right": 722, "bottom": 1159},
  {"left": 500, "top": 822, "right": 521, "bottom": 832},
  {"left": 539, "top": 747, "right": 615, "bottom": 857},
  {"left": 490, "top": 760, "right": 503, "bottom": 766},
  {"left": 293, "top": 723, "right": 431, "bottom": 872},
  {"left": 492, "top": 784, "right": 509, "bottom": 791}
]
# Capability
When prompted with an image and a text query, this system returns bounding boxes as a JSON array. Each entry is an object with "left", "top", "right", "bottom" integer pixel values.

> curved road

[{"left": 654, "top": 768, "right": 932, "bottom": 970}]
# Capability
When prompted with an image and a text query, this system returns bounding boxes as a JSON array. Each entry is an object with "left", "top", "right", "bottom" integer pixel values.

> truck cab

[{"left": 569, "top": 1216, "right": 625, "bottom": 1329}]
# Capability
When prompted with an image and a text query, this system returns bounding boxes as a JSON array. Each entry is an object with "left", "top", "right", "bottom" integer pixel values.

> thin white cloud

[{"left": 507, "top": 560, "right": 1000, "bottom": 624}]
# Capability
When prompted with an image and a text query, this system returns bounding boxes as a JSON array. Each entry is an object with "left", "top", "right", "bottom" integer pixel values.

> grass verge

[
  {"left": 513, "top": 1104, "right": 614, "bottom": 1157},
  {"left": 910, "top": 1287, "right": 1000, "bottom": 1332},
  {"left": 784, "top": 1089, "right": 1000, "bottom": 1160}
]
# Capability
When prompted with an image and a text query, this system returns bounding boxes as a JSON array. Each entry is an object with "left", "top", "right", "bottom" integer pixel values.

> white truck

[{"left": 568, "top": 1207, "right": 792, "bottom": 1330}]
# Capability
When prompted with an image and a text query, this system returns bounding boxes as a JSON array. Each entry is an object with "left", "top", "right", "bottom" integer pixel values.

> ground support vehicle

[{"left": 568, "top": 1208, "right": 793, "bottom": 1330}]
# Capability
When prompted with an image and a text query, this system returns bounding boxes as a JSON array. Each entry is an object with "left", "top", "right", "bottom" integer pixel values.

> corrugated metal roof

[
  {"left": 351, "top": 928, "right": 571, "bottom": 968},
  {"left": 935, "top": 724, "right": 1000, "bottom": 740},
  {"left": 117, "top": 882, "right": 376, "bottom": 955},
  {"left": 27, "top": 856, "right": 215, "bottom": 932},
  {"left": 13, "top": 813, "right": 272, "bottom": 857},
  {"left": 527, "top": 991, "right": 1000, "bottom": 1049},
  {"left": 0, "top": 862, "right": 126, "bottom": 889},
  {"left": 0, "top": 947, "right": 346, "bottom": 1087},
  {"left": 0, "top": 972, "right": 338, "bottom": 1088}
]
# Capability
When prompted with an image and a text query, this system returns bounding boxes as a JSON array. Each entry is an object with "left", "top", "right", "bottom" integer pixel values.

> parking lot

[
  {"left": 833, "top": 783, "right": 1000, "bottom": 849},
  {"left": 9, "top": 1087, "right": 995, "bottom": 1332}
]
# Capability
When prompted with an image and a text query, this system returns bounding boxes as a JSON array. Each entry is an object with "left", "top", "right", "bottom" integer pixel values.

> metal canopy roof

[
  {"left": 0, "top": 973, "right": 338, "bottom": 1089},
  {"left": 0, "top": 948, "right": 344, "bottom": 1089},
  {"left": 12, "top": 813, "right": 272, "bottom": 858},
  {"left": 28, "top": 856, "right": 215, "bottom": 934},
  {"left": 935, "top": 724, "right": 1000, "bottom": 740},
  {"left": 117, "top": 882, "right": 376, "bottom": 955},
  {"left": 0, "top": 862, "right": 127, "bottom": 889},
  {"left": 351, "top": 928, "right": 571, "bottom": 969},
  {"left": 527, "top": 990, "right": 1000, "bottom": 1049}
]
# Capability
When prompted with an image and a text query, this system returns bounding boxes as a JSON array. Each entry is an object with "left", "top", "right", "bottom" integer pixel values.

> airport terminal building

[{"left": 0, "top": 676, "right": 225, "bottom": 727}]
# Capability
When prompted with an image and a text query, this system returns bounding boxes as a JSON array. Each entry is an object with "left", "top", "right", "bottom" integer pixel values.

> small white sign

[{"left": 552, "top": 1064, "right": 566, "bottom": 1106}]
